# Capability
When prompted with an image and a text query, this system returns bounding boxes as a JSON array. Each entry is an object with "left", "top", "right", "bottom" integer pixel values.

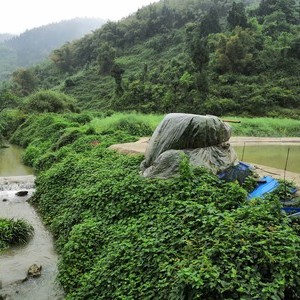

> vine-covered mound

[{"left": 32, "top": 144, "right": 300, "bottom": 299}]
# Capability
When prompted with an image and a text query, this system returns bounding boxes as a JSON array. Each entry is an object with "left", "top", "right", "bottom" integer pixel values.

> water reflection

[
  {"left": 234, "top": 145, "right": 300, "bottom": 173},
  {"left": 0, "top": 145, "right": 33, "bottom": 176}
]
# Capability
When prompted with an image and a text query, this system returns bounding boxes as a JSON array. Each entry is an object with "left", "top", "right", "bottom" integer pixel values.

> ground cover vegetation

[
  {"left": 0, "top": 218, "right": 34, "bottom": 253},
  {"left": 1, "top": 110, "right": 300, "bottom": 299},
  {"left": 0, "top": 0, "right": 299, "bottom": 118}
]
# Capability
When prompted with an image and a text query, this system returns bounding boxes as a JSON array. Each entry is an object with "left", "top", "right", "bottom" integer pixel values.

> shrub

[
  {"left": 0, "top": 109, "right": 27, "bottom": 138},
  {"left": 22, "top": 90, "right": 79, "bottom": 113},
  {"left": 91, "top": 113, "right": 159, "bottom": 136}
]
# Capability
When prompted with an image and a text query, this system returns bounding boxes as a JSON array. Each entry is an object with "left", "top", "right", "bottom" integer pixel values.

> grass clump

[
  {"left": 91, "top": 112, "right": 163, "bottom": 136},
  {"left": 0, "top": 218, "right": 34, "bottom": 252}
]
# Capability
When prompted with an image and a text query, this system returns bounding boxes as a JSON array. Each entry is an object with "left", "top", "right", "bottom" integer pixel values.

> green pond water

[
  {"left": 0, "top": 144, "right": 33, "bottom": 176},
  {"left": 234, "top": 145, "right": 300, "bottom": 173}
]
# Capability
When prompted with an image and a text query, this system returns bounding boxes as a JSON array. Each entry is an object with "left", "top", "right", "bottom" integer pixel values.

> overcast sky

[{"left": 0, "top": 0, "right": 160, "bottom": 34}]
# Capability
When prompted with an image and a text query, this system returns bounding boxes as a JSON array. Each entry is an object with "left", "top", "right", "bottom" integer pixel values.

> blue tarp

[
  {"left": 247, "top": 176, "right": 300, "bottom": 217},
  {"left": 248, "top": 176, "right": 280, "bottom": 199},
  {"left": 218, "top": 161, "right": 253, "bottom": 184},
  {"left": 220, "top": 163, "right": 299, "bottom": 217}
]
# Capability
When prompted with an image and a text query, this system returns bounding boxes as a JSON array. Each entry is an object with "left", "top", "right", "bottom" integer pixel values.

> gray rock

[
  {"left": 27, "top": 264, "right": 42, "bottom": 278},
  {"left": 15, "top": 191, "right": 28, "bottom": 197}
]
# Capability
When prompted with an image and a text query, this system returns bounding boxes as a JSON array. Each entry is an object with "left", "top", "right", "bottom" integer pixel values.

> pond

[
  {"left": 234, "top": 145, "right": 300, "bottom": 173},
  {"left": 0, "top": 145, "right": 33, "bottom": 176}
]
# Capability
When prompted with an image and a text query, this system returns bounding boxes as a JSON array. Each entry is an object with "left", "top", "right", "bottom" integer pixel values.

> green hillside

[{"left": 1, "top": 0, "right": 300, "bottom": 117}]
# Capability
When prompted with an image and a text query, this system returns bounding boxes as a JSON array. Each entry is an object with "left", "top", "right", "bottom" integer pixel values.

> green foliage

[
  {"left": 211, "top": 27, "right": 257, "bottom": 74},
  {"left": 97, "top": 42, "right": 116, "bottom": 75},
  {"left": 12, "top": 68, "right": 37, "bottom": 96},
  {"left": 0, "top": 89, "right": 19, "bottom": 112},
  {"left": 91, "top": 112, "right": 160, "bottom": 136},
  {"left": 227, "top": 2, "right": 248, "bottom": 30},
  {"left": 22, "top": 90, "right": 78, "bottom": 113},
  {"left": 50, "top": 43, "right": 74, "bottom": 73},
  {"left": 0, "top": 109, "right": 27, "bottom": 138},
  {"left": 28, "top": 143, "right": 300, "bottom": 299},
  {"left": 0, "top": 218, "right": 34, "bottom": 252},
  {"left": 273, "top": 179, "right": 297, "bottom": 201},
  {"left": 229, "top": 117, "right": 300, "bottom": 137},
  {"left": 10, "top": 114, "right": 77, "bottom": 147},
  {"left": 1, "top": 0, "right": 300, "bottom": 295}
]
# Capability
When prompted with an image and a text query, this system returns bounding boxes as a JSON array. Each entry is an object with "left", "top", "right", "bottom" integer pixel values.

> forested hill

[
  {"left": 4, "top": 0, "right": 300, "bottom": 118},
  {"left": 0, "top": 18, "right": 105, "bottom": 81}
]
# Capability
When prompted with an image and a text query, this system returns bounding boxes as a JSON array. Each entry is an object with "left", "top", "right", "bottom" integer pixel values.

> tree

[
  {"left": 97, "top": 42, "right": 116, "bottom": 75},
  {"left": 288, "top": 36, "right": 300, "bottom": 59},
  {"left": 12, "top": 68, "right": 37, "bottom": 96},
  {"left": 254, "top": 0, "right": 299, "bottom": 24},
  {"left": 199, "top": 7, "right": 221, "bottom": 37},
  {"left": 0, "top": 90, "right": 19, "bottom": 112},
  {"left": 50, "top": 43, "right": 74, "bottom": 72},
  {"left": 22, "top": 90, "right": 77, "bottom": 113},
  {"left": 186, "top": 24, "right": 210, "bottom": 72},
  {"left": 212, "top": 28, "right": 256, "bottom": 74},
  {"left": 111, "top": 63, "right": 125, "bottom": 96},
  {"left": 227, "top": 2, "right": 248, "bottom": 30}
]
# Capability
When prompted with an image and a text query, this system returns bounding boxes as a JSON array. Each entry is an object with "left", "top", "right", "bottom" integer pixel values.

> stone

[
  {"left": 15, "top": 191, "right": 28, "bottom": 197},
  {"left": 27, "top": 264, "right": 42, "bottom": 278}
]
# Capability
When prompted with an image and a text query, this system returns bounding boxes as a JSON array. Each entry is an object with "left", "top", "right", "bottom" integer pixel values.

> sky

[{"left": 0, "top": 0, "right": 160, "bottom": 34}]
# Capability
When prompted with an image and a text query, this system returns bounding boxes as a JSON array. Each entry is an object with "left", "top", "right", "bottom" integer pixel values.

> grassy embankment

[
  {"left": 92, "top": 113, "right": 300, "bottom": 137},
  {"left": 1, "top": 111, "right": 300, "bottom": 299}
]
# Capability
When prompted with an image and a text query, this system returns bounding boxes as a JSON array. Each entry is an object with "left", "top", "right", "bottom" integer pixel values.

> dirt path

[
  {"left": 109, "top": 137, "right": 300, "bottom": 188},
  {"left": 229, "top": 137, "right": 300, "bottom": 146}
]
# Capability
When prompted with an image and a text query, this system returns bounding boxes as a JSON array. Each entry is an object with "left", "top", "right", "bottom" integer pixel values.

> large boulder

[{"left": 141, "top": 113, "right": 238, "bottom": 178}]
